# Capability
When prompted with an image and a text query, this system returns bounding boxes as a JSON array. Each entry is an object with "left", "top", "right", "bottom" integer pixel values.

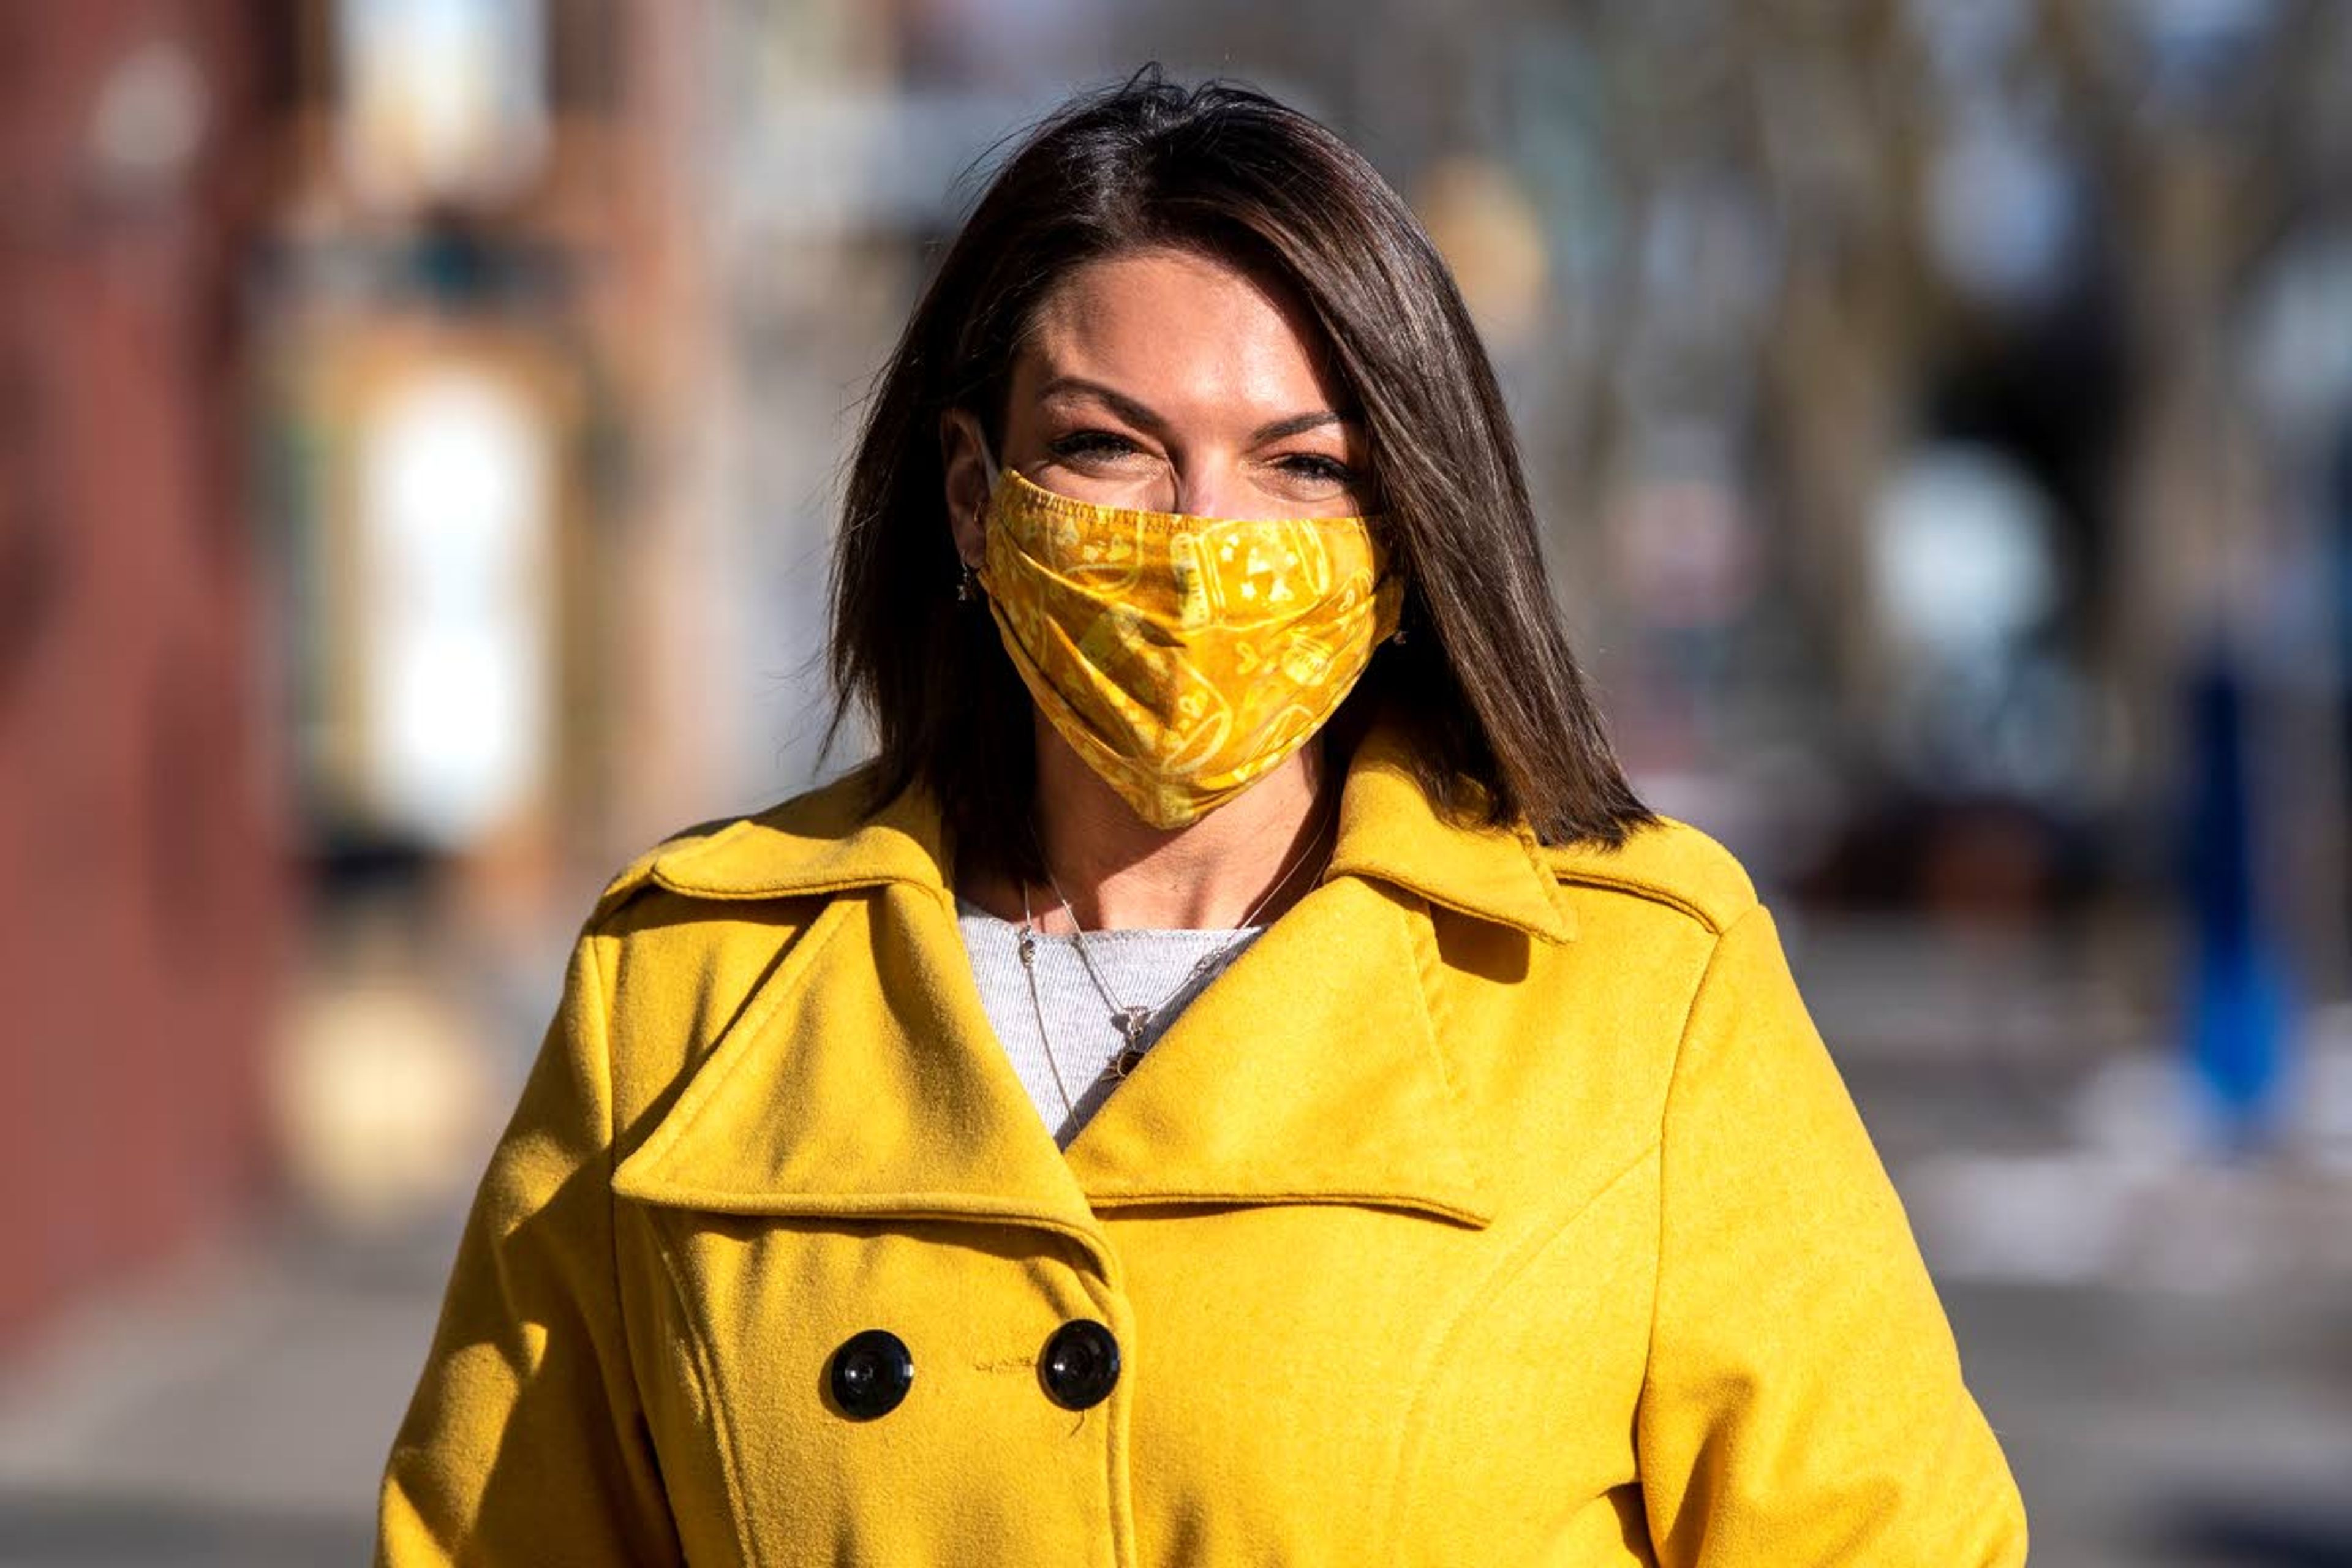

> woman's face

[{"left": 943, "top": 244, "right": 1375, "bottom": 563}]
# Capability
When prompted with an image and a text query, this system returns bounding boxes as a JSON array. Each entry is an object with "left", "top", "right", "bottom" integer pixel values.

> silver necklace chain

[{"left": 1013, "top": 801, "right": 1338, "bottom": 1119}]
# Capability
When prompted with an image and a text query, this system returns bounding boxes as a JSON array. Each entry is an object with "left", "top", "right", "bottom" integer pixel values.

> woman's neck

[{"left": 963, "top": 720, "right": 1338, "bottom": 932}]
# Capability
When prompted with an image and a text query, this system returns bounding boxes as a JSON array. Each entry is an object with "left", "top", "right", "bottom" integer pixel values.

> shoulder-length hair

[{"left": 827, "top": 64, "right": 1654, "bottom": 884}]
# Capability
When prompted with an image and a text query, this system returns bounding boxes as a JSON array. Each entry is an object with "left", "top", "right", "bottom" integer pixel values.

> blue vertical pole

[{"left": 2182, "top": 643, "right": 2291, "bottom": 1153}]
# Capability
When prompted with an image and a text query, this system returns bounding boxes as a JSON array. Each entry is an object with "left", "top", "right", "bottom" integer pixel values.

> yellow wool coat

[{"left": 377, "top": 717, "right": 2029, "bottom": 1566}]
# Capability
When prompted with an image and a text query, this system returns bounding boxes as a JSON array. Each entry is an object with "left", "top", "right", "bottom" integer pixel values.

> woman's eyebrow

[
  {"left": 1038, "top": 376, "right": 1358, "bottom": 445},
  {"left": 1250, "top": 410, "right": 1348, "bottom": 442},
  {"left": 1038, "top": 376, "right": 1165, "bottom": 432}
]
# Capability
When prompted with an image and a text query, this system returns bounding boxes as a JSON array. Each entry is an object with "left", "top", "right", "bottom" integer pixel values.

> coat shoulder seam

[
  {"left": 1540, "top": 816, "right": 1761, "bottom": 935},
  {"left": 1635, "top": 903, "right": 1767, "bottom": 1490}
]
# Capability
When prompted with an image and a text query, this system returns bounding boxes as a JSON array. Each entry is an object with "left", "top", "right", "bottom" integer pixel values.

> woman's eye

[
  {"left": 1278, "top": 453, "right": 1356, "bottom": 485},
  {"left": 1047, "top": 430, "right": 1141, "bottom": 462}
]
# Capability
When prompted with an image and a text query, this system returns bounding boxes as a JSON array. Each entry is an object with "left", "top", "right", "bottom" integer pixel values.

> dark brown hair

[{"left": 827, "top": 64, "right": 1654, "bottom": 883}]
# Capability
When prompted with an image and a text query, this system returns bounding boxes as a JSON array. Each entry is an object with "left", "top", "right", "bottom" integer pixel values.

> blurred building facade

[
  {"left": 246, "top": 0, "right": 728, "bottom": 1244},
  {"left": 0, "top": 0, "right": 724, "bottom": 1345},
  {"left": 0, "top": 0, "right": 284, "bottom": 1346}
]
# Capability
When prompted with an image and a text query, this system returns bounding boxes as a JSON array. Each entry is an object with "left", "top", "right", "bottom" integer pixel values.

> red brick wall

[{"left": 0, "top": 0, "right": 285, "bottom": 1345}]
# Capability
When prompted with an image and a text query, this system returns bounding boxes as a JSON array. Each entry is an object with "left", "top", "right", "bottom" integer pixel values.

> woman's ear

[{"left": 939, "top": 409, "right": 991, "bottom": 565}]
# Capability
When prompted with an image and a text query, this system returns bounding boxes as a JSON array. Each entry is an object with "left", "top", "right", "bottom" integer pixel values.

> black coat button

[
  {"left": 829, "top": 1329, "right": 914, "bottom": 1419},
  {"left": 1039, "top": 1319, "right": 1120, "bottom": 1410}
]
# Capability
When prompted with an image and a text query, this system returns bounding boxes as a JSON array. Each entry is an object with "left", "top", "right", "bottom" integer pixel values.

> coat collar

[
  {"left": 643, "top": 708, "right": 1579, "bottom": 947},
  {"left": 611, "top": 709, "right": 1576, "bottom": 1248},
  {"left": 609, "top": 869, "right": 1500, "bottom": 1262}
]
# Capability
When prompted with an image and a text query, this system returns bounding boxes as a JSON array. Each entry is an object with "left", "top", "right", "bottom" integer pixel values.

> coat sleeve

[
  {"left": 1634, "top": 902, "right": 2028, "bottom": 1566},
  {"left": 376, "top": 921, "right": 683, "bottom": 1566}
]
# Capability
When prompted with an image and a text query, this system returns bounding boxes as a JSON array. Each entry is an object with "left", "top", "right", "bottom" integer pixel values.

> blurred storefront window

[{"left": 333, "top": 0, "right": 549, "bottom": 210}]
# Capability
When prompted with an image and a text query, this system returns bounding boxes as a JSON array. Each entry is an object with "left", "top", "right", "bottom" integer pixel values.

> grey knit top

[{"left": 954, "top": 893, "right": 1266, "bottom": 1149}]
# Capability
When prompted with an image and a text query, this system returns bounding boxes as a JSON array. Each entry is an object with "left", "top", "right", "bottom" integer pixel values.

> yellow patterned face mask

[{"left": 971, "top": 448, "right": 1404, "bottom": 829}]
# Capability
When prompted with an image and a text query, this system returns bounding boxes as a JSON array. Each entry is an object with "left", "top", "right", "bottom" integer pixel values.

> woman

[{"left": 378, "top": 67, "right": 2029, "bottom": 1566}]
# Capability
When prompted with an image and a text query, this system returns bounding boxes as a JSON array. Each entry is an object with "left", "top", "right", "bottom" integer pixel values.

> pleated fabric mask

[{"left": 970, "top": 447, "right": 1404, "bottom": 829}]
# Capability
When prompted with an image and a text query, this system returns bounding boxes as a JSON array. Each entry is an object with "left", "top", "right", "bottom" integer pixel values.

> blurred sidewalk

[
  {"left": 1948, "top": 1281, "right": 2352, "bottom": 1568},
  {"left": 1811, "top": 913, "right": 2352, "bottom": 1566},
  {"left": 0, "top": 1218, "right": 456, "bottom": 1567}
]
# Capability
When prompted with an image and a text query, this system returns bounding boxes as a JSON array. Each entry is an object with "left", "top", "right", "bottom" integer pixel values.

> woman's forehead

[{"left": 1014, "top": 247, "right": 1351, "bottom": 423}]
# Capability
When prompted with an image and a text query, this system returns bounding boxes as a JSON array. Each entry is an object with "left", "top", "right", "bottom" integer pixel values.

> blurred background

[{"left": 1, "top": 0, "right": 2348, "bottom": 1562}]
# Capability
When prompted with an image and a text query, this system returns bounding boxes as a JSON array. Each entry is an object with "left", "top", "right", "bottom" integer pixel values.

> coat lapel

[
  {"left": 1060, "top": 720, "right": 1573, "bottom": 1227},
  {"left": 1058, "top": 872, "right": 1493, "bottom": 1226},
  {"left": 610, "top": 881, "right": 1113, "bottom": 1265}
]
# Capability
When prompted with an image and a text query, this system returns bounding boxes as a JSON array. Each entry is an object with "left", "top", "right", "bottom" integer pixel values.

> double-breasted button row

[{"left": 826, "top": 1319, "right": 1120, "bottom": 1420}]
